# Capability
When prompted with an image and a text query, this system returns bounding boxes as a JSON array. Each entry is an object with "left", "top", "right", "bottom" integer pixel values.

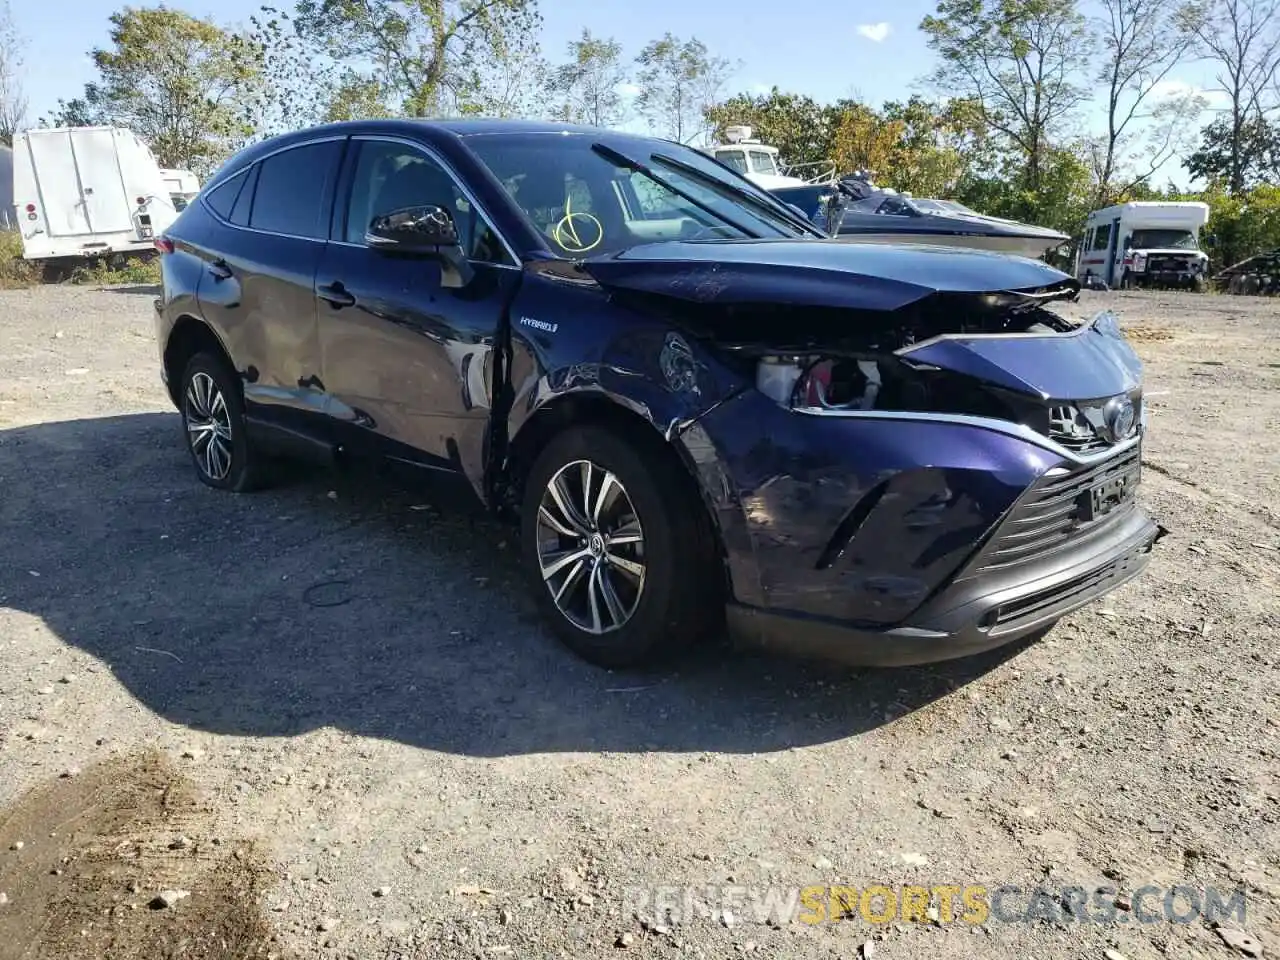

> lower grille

[
  {"left": 1147, "top": 256, "right": 1194, "bottom": 272},
  {"left": 974, "top": 445, "right": 1142, "bottom": 574},
  {"left": 990, "top": 539, "right": 1150, "bottom": 629}
]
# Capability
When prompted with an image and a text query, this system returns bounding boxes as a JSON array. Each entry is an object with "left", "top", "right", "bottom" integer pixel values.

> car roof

[{"left": 208, "top": 118, "right": 668, "bottom": 187}]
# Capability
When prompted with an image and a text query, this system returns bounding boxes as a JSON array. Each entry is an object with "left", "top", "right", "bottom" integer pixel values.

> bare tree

[
  {"left": 1091, "top": 0, "right": 1200, "bottom": 199},
  {"left": 1192, "top": 0, "right": 1280, "bottom": 191},
  {"left": 550, "top": 30, "right": 628, "bottom": 127},
  {"left": 634, "top": 33, "right": 732, "bottom": 144},
  {"left": 0, "top": 0, "right": 27, "bottom": 145}
]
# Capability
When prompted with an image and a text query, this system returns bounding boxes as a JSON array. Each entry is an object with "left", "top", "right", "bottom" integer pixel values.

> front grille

[
  {"left": 990, "top": 541, "right": 1148, "bottom": 628},
  {"left": 1147, "top": 256, "right": 1193, "bottom": 272},
  {"left": 974, "top": 445, "right": 1141, "bottom": 574},
  {"left": 1048, "top": 405, "right": 1110, "bottom": 454}
]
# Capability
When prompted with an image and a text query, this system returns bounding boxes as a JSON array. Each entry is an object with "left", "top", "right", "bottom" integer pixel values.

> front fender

[{"left": 504, "top": 271, "right": 744, "bottom": 448}]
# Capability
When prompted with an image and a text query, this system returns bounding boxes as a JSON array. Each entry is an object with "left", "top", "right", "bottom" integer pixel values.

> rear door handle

[
  {"left": 208, "top": 259, "right": 232, "bottom": 281},
  {"left": 317, "top": 282, "right": 356, "bottom": 308}
]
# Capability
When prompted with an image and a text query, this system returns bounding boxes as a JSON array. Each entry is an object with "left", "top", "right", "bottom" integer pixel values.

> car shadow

[{"left": 1, "top": 413, "right": 1032, "bottom": 757}]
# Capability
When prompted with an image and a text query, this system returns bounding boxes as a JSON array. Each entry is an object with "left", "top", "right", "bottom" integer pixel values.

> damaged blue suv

[{"left": 153, "top": 119, "right": 1162, "bottom": 669}]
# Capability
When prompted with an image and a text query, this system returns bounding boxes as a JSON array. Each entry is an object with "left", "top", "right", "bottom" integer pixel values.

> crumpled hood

[
  {"left": 581, "top": 238, "right": 1077, "bottom": 312},
  {"left": 899, "top": 311, "right": 1144, "bottom": 401}
]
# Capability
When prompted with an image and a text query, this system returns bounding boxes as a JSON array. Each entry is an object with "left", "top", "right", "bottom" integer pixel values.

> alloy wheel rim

[
  {"left": 184, "top": 371, "right": 233, "bottom": 481},
  {"left": 536, "top": 459, "right": 646, "bottom": 635}
]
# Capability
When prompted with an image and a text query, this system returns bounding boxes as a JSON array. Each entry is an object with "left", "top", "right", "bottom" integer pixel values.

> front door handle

[
  {"left": 317, "top": 282, "right": 356, "bottom": 308},
  {"left": 208, "top": 258, "right": 232, "bottom": 281}
]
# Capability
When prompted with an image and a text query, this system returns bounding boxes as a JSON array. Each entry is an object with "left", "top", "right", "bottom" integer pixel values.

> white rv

[
  {"left": 11, "top": 126, "right": 180, "bottom": 260},
  {"left": 1076, "top": 201, "right": 1211, "bottom": 290}
]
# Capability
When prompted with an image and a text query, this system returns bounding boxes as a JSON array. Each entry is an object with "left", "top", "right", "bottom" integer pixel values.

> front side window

[
  {"left": 715, "top": 149, "right": 748, "bottom": 174},
  {"left": 344, "top": 140, "right": 508, "bottom": 263},
  {"left": 466, "top": 135, "right": 814, "bottom": 258},
  {"left": 1091, "top": 223, "right": 1112, "bottom": 250},
  {"left": 748, "top": 150, "right": 779, "bottom": 176},
  {"left": 249, "top": 140, "right": 342, "bottom": 239}
]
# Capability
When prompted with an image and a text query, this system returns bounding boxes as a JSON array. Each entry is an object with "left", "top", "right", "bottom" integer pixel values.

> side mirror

[
  {"left": 365, "top": 204, "right": 473, "bottom": 288},
  {"left": 1203, "top": 234, "right": 1217, "bottom": 249}
]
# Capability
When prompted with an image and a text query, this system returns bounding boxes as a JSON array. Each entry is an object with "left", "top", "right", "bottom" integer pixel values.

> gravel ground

[{"left": 0, "top": 283, "right": 1277, "bottom": 960}]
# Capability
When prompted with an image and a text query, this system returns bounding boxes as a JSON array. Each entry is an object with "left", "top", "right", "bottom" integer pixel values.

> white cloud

[
  {"left": 1149, "top": 79, "right": 1231, "bottom": 109},
  {"left": 856, "top": 22, "right": 892, "bottom": 43},
  {"left": 750, "top": 82, "right": 774, "bottom": 95},
  {"left": 616, "top": 82, "right": 642, "bottom": 99}
]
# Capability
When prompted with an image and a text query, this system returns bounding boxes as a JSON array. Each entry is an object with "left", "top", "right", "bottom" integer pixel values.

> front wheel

[
  {"left": 520, "top": 426, "right": 723, "bottom": 668},
  {"left": 179, "top": 352, "right": 268, "bottom": 492}
]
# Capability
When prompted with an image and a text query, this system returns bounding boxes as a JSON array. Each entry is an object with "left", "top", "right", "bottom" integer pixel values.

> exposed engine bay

[{"left": 620, "top": 286, "right": 1091, "bottom": 432}]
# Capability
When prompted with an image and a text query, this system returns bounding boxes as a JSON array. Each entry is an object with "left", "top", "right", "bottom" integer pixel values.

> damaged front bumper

[
  {"left": 681, "top": 384, "right": 1165, "bottom": 668},
  {"left": 728, "top": 503, "right": 1163, "bottom": 667}
]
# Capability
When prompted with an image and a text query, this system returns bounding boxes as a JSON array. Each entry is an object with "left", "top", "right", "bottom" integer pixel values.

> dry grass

[{"left": 0, "top": 231, "right": 41, "bottom": 289}]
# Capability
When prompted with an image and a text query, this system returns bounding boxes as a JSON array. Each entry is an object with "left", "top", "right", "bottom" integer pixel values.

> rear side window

[
  {"left": 249, "top": 140, "right": 343, "bottom": 239},
  {"left": 203, "top": 168, "right": 249, "bottom": 220},
  {"left": 229, "top": 165, "right": 259, "bottom": 226}
]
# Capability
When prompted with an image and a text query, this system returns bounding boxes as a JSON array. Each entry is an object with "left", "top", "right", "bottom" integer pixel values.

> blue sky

[{"left": 12, "top": 0, "right": 1222, "bottom": 182}]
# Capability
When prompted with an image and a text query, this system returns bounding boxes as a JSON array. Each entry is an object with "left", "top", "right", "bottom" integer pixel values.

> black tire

[
  {"left": 520, "top": 425, "right": 723, "bottom": 668},
  {"left": 178, "top": 351, "right": 268, "bottom": 492}
]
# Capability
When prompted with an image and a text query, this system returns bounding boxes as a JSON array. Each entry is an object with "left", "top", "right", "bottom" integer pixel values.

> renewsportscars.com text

[{"left": 622, "top": 883, "right": 1248, "bottom": 927}]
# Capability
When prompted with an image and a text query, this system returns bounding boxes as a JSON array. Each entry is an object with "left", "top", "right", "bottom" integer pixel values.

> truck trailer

[{"left": 11, "top": 126, "right": 181, "bottom": 261}]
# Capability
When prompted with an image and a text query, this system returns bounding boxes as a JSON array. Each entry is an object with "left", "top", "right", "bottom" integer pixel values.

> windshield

[
  {"left": 1128, "top": 229, "right": 1198, "bottom": 250},
  {"left": 465, "top": 135, "right": 814, "bottom": 258}
]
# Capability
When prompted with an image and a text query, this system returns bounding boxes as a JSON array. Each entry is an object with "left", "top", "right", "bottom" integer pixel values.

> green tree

[
  {"left": 829, "top": 100, "right": 904, "bottom": 177},
  {"left": 324, "top": 73, "right": 395, "bottom": 121},
  {"left": 48, "top": 7, "right": 263, "bottom": 175},
  {"left": 292, "top": 0, "right": 541, "bottom": 117},
  {"left": 549, "top": 30, "right": 627, "bottom": 127},
  {"left": 1199, "top": 182, "right": 1280, "bottom": 267},
  {"left": 1188, "top": 0, "right": 1280, "bottom": 193},
  {"left": 705, "top": 89, "right": 833, "bottom": 167},
  {"left": 881, "top": 96, "right": 993, "bottom": 197},
  {"left": 635, "top": 33, "right": 732, "bottom": 143},
  {"left": 920, "top": 0, "right": 1093, "bottom": 192},
  {"left": 1185, "top": 114, "right": 1280, "bottom": 185}
]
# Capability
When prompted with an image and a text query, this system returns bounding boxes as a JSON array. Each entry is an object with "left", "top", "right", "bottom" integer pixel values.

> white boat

[
  {"left": 704, "top": 125, "right": 834, "bottom": 190},
  {"left": 706, "top": 127, "right": 1068, "bottom": 259}
]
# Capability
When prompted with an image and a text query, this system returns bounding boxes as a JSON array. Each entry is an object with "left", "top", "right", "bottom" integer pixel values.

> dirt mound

[{"left": 0, "top": 751, "right": 281, "bottom": 960}]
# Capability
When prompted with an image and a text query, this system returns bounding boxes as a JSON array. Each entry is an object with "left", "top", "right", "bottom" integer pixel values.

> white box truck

[
  {"left": 10, "top": 126, "right": 181, "bottom": 260},
  {"left": 1076, "top": 201, "right": 1211, "bottom": 291}
]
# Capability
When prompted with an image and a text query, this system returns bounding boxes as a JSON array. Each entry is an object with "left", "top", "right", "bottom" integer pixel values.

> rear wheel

[
  {"left": 520, "top": 426, "right": 723, "bottom": 668},
  {"left": 179, "top": 352, "right": 268, "bottom": 492}
]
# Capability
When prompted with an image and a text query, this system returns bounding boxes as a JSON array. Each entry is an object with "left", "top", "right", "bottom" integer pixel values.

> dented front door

[{"left": 316, "top": 136, "right": 520, "bottom": 491}]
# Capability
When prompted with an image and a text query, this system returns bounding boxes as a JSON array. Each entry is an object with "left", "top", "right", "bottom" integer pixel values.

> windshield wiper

[
  {"left": 649, "top": 152, "right": 824, "bottom": 238},
  {"left": 591, "top": 143, "right": 759, "bottom": 240}
]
